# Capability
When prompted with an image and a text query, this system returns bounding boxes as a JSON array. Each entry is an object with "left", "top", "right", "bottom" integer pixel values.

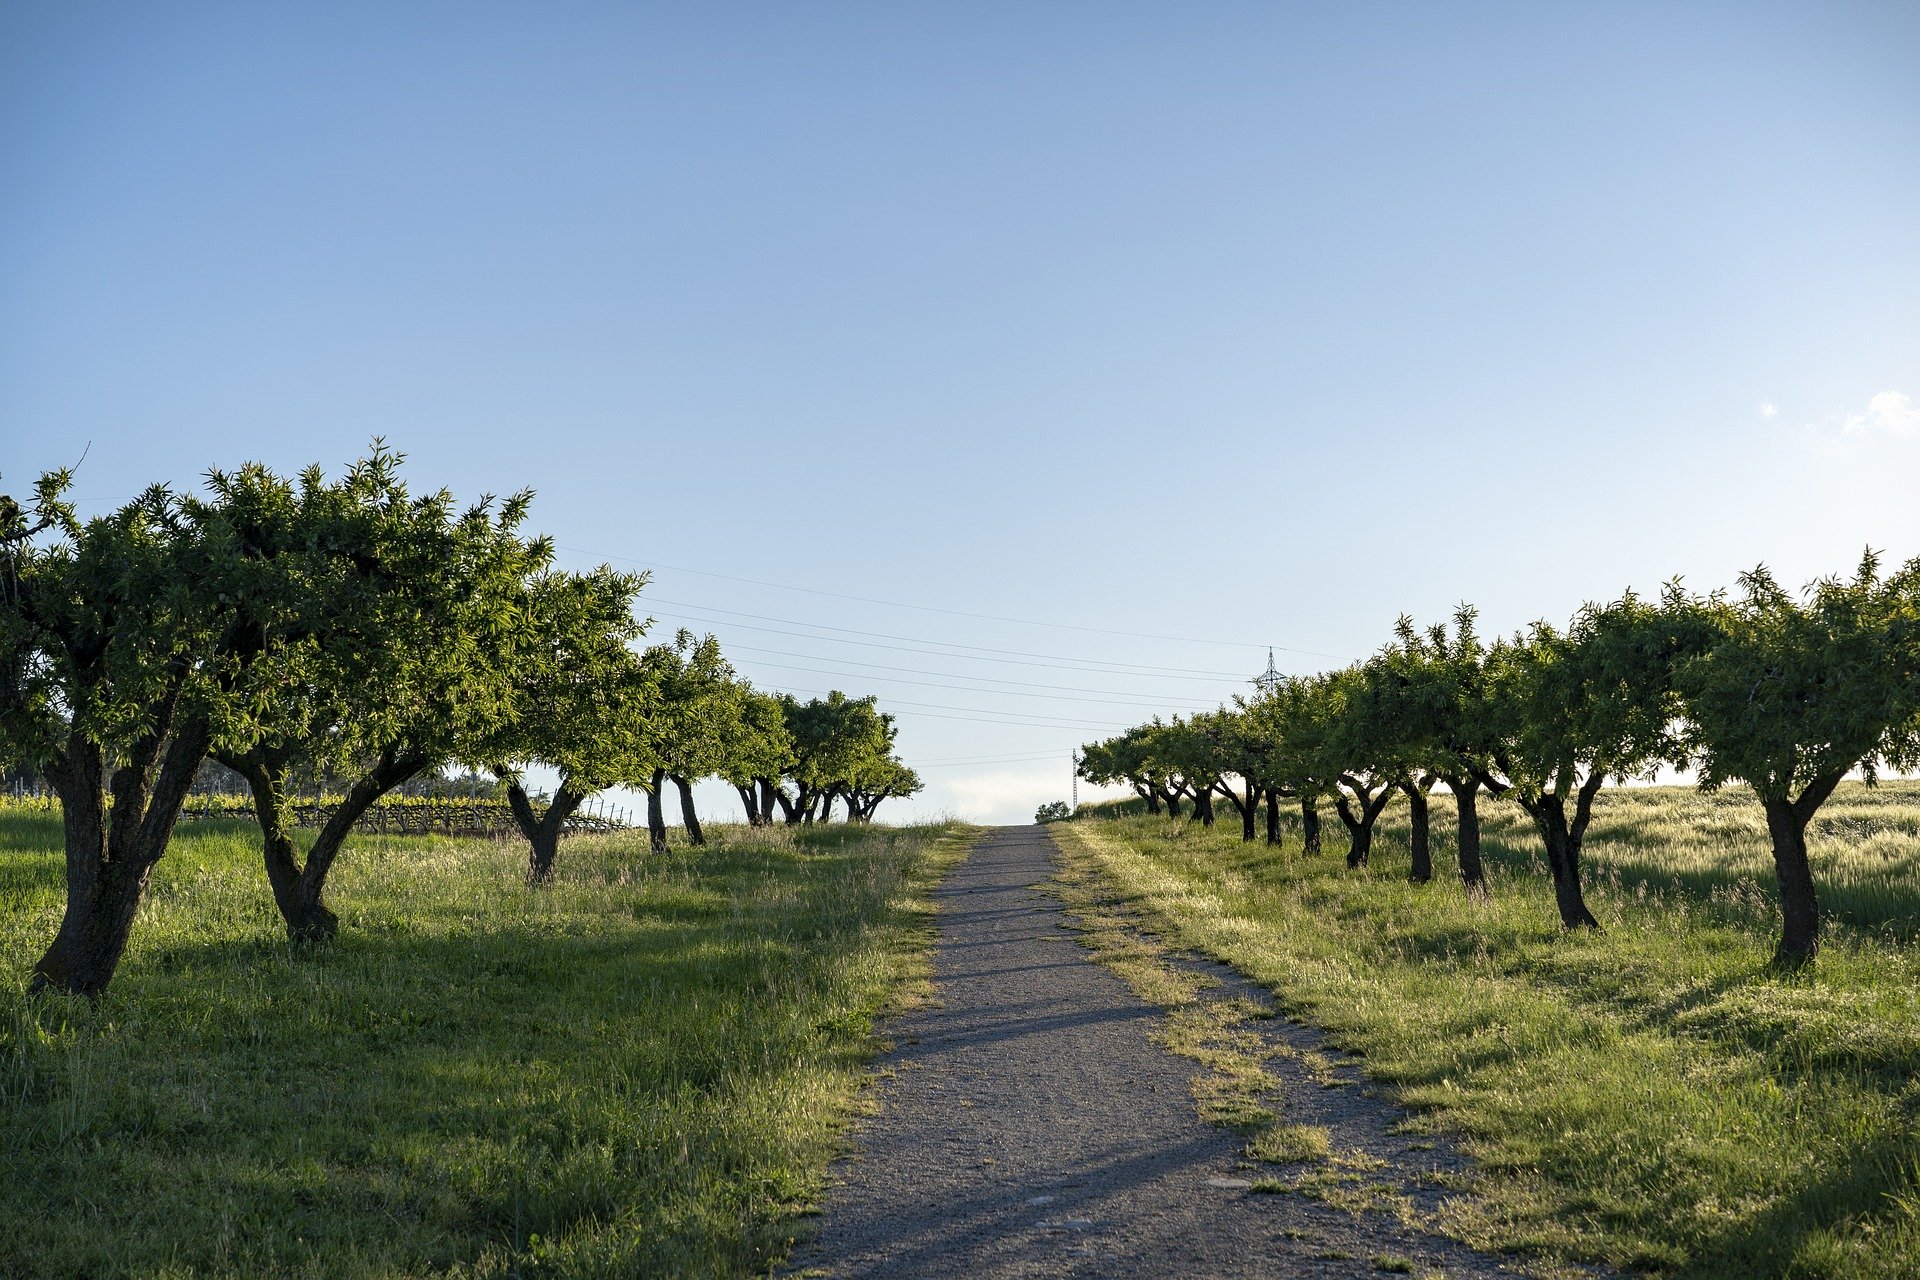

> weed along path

[{"left": 790, "top": 825, "right": 1524, "bottom": 1280}]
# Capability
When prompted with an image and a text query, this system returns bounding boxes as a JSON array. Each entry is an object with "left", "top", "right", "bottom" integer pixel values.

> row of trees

[
  {"left": 1078, "top": 554, "right": 1920, "bottom": 968},
  {"left": 0, "top": 447, "right": 920, "bottom": 997}
]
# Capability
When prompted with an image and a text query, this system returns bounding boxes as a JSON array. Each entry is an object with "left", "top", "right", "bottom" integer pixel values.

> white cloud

[
  {"left": 937, "top": 768, "right": 1063, "bottom": 825},
  {"left": 1840, "top": 390, "right": 1919, "bottom": 437},
  {"left": 1760, "top": 402, "right": 1779, "bottom": 418}
]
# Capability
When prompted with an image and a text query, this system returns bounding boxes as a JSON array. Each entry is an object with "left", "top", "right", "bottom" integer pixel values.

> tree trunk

[
  {"left": 1403, "top": 780, "right": 1432, "bottom": 883},
  {"left": 672, "top": 775, "right": 706, "bottom": 845},
  {"left": 1521, "top": 773, "right": 1604, "bottom": 930},
  {"left": 222, "top": 746, "right": 428, "bottom": 939},
  {"left": 646, "top": 769, "right": 669, "bottom": 853},
  {"left": 1161, "top": 788, "right": 1182, "bottom": 819},
  {"left": 735, "top": 783, "right": 760, "bottom": 825},
  {"left": 1193, "top": 786, "right": 1215, "bottom": 826},
  {"left": 1447, "top": 777, "right": 1489, "bottom": 896},
  {"left": 506, "top": 779, "right": 586, "bottom": 885},
  {"left": 1264, "top": 788, "right": 1283, "bottom": 847},
  {"left": 1240, "top": 782, "right": 1257, "bottom": 843},
  {"left": 1763, "top": 791, "right": 1823, "bottom": 967},
  {"left": 33, "top": 711, "right": 211, "bottom": 998},
  {"left": 1335, "top": 776, "right": 1395, "bottom": 870},
  {"left": 1300, "top": 796, "right": 1321, "bottom": 855},
  {"left": 1141, "top": 786, "right": 1163, "bottom": 817},
  {"left": 775, "top": 783, "right": 801, "bottom": 825},
  {"left": 819, "top": 789, "right": 837, "bottom": 824}
]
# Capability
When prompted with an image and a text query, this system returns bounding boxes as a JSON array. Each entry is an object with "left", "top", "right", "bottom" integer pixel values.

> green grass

[
  {"left": 1054, "top": 781, "right": 1920, "bottom": 1279},
  {"left": 0, "top": 809, "right": 969, "bottom": 1279}
]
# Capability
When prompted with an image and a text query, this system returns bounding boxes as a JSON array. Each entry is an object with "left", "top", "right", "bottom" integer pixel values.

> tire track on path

[{"left": 789, "top": 825, "right": 1532, "bottom": 1279}]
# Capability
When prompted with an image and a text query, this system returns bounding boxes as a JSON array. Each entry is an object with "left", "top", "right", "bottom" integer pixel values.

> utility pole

[
  {"left": 1071, "top": 751, "right": 1080, "bottom": 809},
  {"left": 1253, "top": 647, "right": 1283, "bottom": 698}
]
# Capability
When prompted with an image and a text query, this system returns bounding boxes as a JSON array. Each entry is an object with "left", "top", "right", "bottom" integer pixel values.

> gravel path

[{"left": 789, "top": 825, "right": 1528, "bottom": 1279}]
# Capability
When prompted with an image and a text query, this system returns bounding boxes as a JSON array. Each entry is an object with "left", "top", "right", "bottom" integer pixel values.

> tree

[
  {"left": 1155, "top": 715, "right": 1228, "bottom": 827},
  {"left": 723, "top": 689, "right": 795, "bottom": 826},
  {"left": 1674, "top": 554, "right": 1920, "bottom": 966},
  {"left": 1319, "top": 665, "right": 1407, "bottom": 871},
  {"left": 1486, "top": 592, "right": 1701, "bottom": 930},
  {"left": 1078, "top": 727, "right": 1172, "bottom": 816},
  {"left": 1258, "top": 675, "right": 1343, "bottom": 855},
  {"left": 210, "top": 453, "right": 544, "bottom": 938},
  {"left": 640, "top": 632, "right": 742, "bottom": 851},
  {"left": 2, "top": 468, "right": 288, "bottom": 995},
  {"left": 1372, "top": 608, "right": 1504, "bottom": 894},
  {"left": 779, "top": 691, "right": 893, "bottom": 825},
  {"left": 845, "top": 754, "right": 922, "bottom": 821},
  {"left": 487, "top": 566, "right": 656, "bottom": 884}
]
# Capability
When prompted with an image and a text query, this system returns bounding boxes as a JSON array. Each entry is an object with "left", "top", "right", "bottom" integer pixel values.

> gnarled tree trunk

[
  {"left": 1445, "top": 776, "right": 1488, "bottom": 896},
  {"left": 1300, "top": 796, "right": 1321, "bottom": 855},
  {"left": 1264, "top": 788, "right": 1283, "bottom": 847},
  {"left": 221, "top": 745, "right": 429, "bottom": 940},
  {"left": 645, "top": 769, "right": 669, "bottom": 852},
  {"left": 1402, "top": 776, "right": 1433, "bottom": 883},
  {"left": 33, "top": 706, "right": 211, "bottom": 997},
  {"left": 672, "top": 775, "right": 706, "bottom": 845},
  {"left": 1760, "top": 771, "right": 1844, "bottom": 968},
  {"left": 506, "top": 778, "right": 587, "bottom": 885},
  {"left": 1335, "top": 775, "right": 1395, "bottom": 870}
]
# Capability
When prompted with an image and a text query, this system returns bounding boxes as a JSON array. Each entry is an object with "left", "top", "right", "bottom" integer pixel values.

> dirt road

[{"left": 789, "top": 825, "right": 1524, "bottom": 1279}]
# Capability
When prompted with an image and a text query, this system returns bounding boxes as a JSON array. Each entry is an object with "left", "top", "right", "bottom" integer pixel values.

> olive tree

[{"left": 1675, "top": 554, "right": 1920, "bottom": 966}]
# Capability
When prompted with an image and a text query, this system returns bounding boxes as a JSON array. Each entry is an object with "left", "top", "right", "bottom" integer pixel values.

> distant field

[
  {"left": 1055, "top": 781, "right": 1920, "bottom": 1280},
  {"left": 0, "top": 811, "right": 968, "bottom": 1279}
]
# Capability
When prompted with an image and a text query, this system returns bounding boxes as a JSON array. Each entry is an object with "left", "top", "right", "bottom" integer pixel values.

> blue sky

[{"left": 5, "top": 3, "right": 1918, "bottom": 823}]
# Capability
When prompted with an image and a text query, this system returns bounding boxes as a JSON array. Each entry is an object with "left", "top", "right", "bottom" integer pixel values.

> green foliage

[
  {"left": 484, "top": 565, "right": 656, "bottom": 792},
  {"left": 1676, "top": 554, "right": 1920, "bottom": 803},
  {"left": 1034, "top": 800, "right": 1071, "bottom": 823}
]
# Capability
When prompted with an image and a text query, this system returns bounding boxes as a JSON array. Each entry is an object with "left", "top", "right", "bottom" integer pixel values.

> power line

[
  {"left": 774, "top": 685, "right": 1126, "bottom": 730},
  {"left": 560, "top": 546, "right": 1301, "bottom": 651},
  {"left": 731, "top": 657, "right": 1223, "bottom": 711},
  {"left": 717, "top": 641, "right": 1241, "bottom": 699},
  {"left": 642, "top": 601, "right": 1267, "bottom": 678}
]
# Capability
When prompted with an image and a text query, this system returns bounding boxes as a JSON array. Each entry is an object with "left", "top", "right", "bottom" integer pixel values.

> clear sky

[{"left": 5, "top": 3, "right": 1917, "bottom": 823}]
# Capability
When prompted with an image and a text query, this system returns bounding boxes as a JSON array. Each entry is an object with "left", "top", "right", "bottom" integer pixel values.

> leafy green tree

[
  {"left": 1155, "top": 715, "right": 1229, "bottom": 827},
  {"left": 779, "top": 691, "right": 893, "bottom": 824},
  {"left": 640, "top": 632, "right": 741, "bottom": 850},
  {"left": 845, "top": 754, "right": 922, "bottom": 821},
  {"left": 1486, "top": 592, "right": 1701, "bottom": 929},
  {"left": 1260, "top": 674, "right": 1344, "bottom": 854},
  {"left": 1231, "top": 691, "right": 1306, "bottom": 847},
  {"left": 486, "top": 565, "right": 656, "bottom": 883},
  {"left": 209, "top": 453, "right": 544, "bottom": 937},
  {"left": 2, "top": 468, "right": 294, "bottom": 995},
  {"left": 1372, "top": 608, "right": 1504, "bottom": 894},
  {"left": 1674, "top": 554, "right": 1920, "bottom": 966},
  {"left": 1318, "top": 665, "right": 1409, "bottom": 871},
  {"left": 1077, "top": 726, "right": 1176, "bottom": 816},
  {"left": 1204, "top": 705, "right": 1274, "bottom": 843},
  {"left": 723, "top": 689, "right": 795, "bottom": 826}
]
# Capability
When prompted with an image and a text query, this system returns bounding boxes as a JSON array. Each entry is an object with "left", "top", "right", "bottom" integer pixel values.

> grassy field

[
  {"left": 1053, "top": 782, "right": 1920, "bottom": 1280},
  {"left": 0, "top": 808, "right": 969, "bottom": 1279}
]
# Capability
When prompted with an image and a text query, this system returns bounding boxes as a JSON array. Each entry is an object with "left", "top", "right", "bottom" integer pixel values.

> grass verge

[
  {"left": 0, "top": 810, "right": 971, "bottom": 1279},
  {"left": 1051, "top": 783, "right": 1920, "bottom": 1280}
]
